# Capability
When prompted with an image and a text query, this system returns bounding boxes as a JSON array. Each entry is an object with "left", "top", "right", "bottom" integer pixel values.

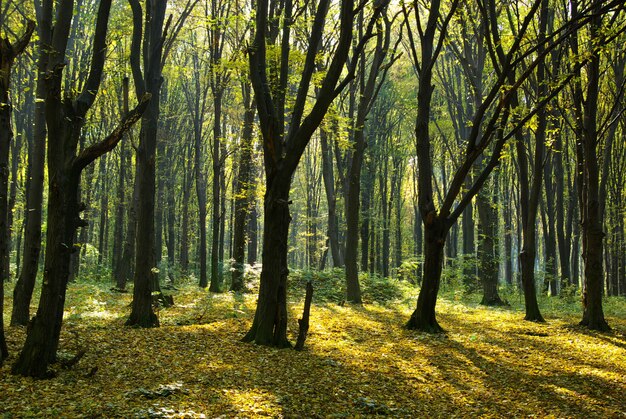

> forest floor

[{"left": 2, "top": 277, "right": 626, "bottom": 418}]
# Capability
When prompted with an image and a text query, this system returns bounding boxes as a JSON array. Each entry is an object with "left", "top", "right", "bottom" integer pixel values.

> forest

[{"left": 1, "top": 0, "right": 626, "bottom": 416}]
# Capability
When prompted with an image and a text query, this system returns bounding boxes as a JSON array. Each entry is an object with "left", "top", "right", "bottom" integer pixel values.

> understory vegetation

[{"left": 2, "top": 272, "right": 625, "bottom": 418}]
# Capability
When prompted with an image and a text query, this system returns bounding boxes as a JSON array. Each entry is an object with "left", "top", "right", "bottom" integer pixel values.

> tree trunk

[
  {"left": 97, "top": 154, "right": 109, "bottom": 264},
  {"left": 320, "top": 127, "right": 343, "bottom": 267},
  {"left": 231, "top": 86, "right": 255, "bottom": 291},
  {"left": 179, "top": 144, "right": 192, "bottom": 273},
  {"left": 112, "top": 78, "right": 129, "bottom": 286},
  {"left": 555, "top": 133, "right": 570, "bottom": 289},
  {"left": 477, "top": 178, "right": 505, "bottom": 306},
  {"left": 165, "top": 141, "right": 176, "bottom": 283},
  {"left": 11, "top": 22, "right": 47, "bottom": 326},
  {"left": 127, "top": 103, "right": 160, "bottom": 328},
  {"left": 115, "top": 164, "right": 138, "bottom": 291},
  {"left": 247, "top": 200, "right": 258, "bottom": 265},
  {"left": 12, "top": 167, "right": 81, "bottom": 376},
  {"left": 461, "top": 202, "right": 476, "bottom": 290},
  {"left": 406, "top": 214, "right": 446, "bottom": 333},
  {"left": 210, "top": 92, "right": 223, "bottom": 292},
  {"left": 1, "top": 20, "right": 35, "bottom": 364},
  {"left": 344, "top": 126, "right": 365, "bottom": 303},
  {"left": 242, "top": 171, "right": 291, "bottom": 347}
]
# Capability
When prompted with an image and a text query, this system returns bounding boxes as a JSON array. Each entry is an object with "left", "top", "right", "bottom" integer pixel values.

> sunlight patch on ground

[{"left": 2, "top": 281, "right": 626, "bottom": 417}]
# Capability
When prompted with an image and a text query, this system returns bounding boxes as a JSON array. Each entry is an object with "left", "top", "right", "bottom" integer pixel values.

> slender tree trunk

[
  {"left": 247, "top": 200, "right": 258, "bottom": 265},
  {"left": 210, "top": 92, "right": 223, "bottom": 292},
  {"left": 231, "top": 86, "right": 255, "bottom": 291},
  {"left": 112, "top": 78, "right": 129, "bottom": 286},
  {"left": 97, "top": 154, "right": 109, "bottom": 264},
  {"left": 477, "top": 177, "right": 504, "bottom": 306},
  {"left": 180, "top": 143, "right": 192, "bottom": 273},
  {"left": 11, "top": 20, "right": 47, "bottom": 326},
  {"left": 0, "top": 20, "right": 35, "bottom": 360},
  {"left": 165, "top": 141, "right": 176, "bottom": 283},
  {"left": 320, "top": 127, "right": 343, "bottom": 267},
  {"left": 115, "top": 164, "right": 138, "bottom": 290},
  {"left": 344, "top": 125, "right": 365, "bottom": 302}
]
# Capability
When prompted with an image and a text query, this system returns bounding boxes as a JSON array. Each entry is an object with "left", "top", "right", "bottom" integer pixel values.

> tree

[
  {"left": 231, "top": 82, "right": 256, "bottom": 291},
  {"left": 126, "top": 0, "right": 195, "bottom": 327},
  {"left": 0, "top": 15, "right": 35, "bottom": 365},
  {"left": 243, "top": 0, "right": 386, "bottom": 346},
  {"left": 12, "top": 0, "right": 149, "bottom": 377},
  {"left": 11, "top": 2, "right": 49, "bottom": 326},
  {"left": 571, "top": 0, "right": 626, "bottom": 331},
  {"left": 344, "top": 10, "right": 395, "bottom": 302},
  {"left": 403, "top": 0, "right": 584, "bottom": 332}
]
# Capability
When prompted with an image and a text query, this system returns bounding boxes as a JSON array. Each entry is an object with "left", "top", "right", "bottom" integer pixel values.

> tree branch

[{"left": 72, "top": 94, "right": 151, "bottom": 174}]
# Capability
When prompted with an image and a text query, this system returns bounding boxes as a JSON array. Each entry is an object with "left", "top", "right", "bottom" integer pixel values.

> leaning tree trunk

[
  {"left": 406, "top": 214, "right": 446, "bottom": 333},
  {"left": 11, "top": 161, "right": 82, "bottom": 376},
  {"left": 242, "top": 171, "right": 292, "bottom": 347}
]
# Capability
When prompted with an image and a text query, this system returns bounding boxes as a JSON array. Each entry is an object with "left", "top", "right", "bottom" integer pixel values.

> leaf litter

[{"left": 1, "top": 282, "right": 625, "bottom": 418}]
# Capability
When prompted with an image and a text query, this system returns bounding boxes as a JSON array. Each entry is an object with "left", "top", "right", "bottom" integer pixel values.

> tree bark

[
  {"left": 242, "top": 173, "right": 292, "bottom": 347},
  {"left": 11, "top": 17, "right": 46, "bottom": 326},
  {"left": 406, "top": 214, "right": 446, "bottom": 333},
  {"left": 320, "top": 126, "right": 343, "bottom": 267},
  {"left": 477, "top": 177, "right": 504, "bottom": 306},
  {"left": 231, "top": 85, "right": 255, "bottom": 291}
]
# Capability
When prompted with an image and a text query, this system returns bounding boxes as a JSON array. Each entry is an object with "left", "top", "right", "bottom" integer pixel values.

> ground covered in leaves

[{"left": 2, "top": 278, "right": 626, "bottom": 418}]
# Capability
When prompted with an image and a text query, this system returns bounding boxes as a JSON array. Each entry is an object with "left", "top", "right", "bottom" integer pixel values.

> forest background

[{"left": 1, "top": 0, "right": 626, "bottom": 416}]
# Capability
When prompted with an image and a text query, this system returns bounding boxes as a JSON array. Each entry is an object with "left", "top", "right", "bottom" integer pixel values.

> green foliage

[
  {"left": 288, "top": 268, "right": 411, "bottom": 304},
  {"left": 396, "top": 257, "right": 421, "bottom": 284}
]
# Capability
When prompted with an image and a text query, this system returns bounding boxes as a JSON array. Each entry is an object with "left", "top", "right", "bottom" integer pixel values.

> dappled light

[{"left": 2, "top": 282, "right": 625, "bottom": 417}]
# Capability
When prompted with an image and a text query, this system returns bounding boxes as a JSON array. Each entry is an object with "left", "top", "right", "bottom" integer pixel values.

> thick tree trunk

[
  {"left": 242, "top": 171, "right": 291, "bottom": 347},
  {"left": 12, "top": 168, "right": 81, "bottom": 376},
  {"left": 406, "top": 214, "right": 446, "bottom": 333}
]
